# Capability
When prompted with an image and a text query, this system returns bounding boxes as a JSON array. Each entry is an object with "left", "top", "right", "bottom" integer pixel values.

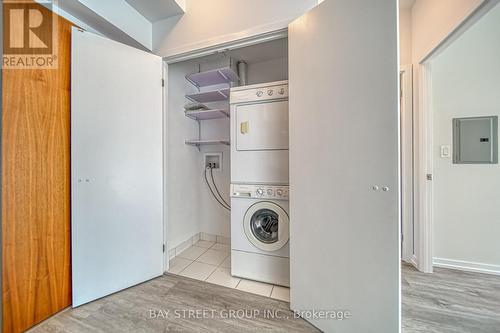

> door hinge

[
  {"left": 163, "top": 244, "right": 165, "bottom": 253},
  {"left": 162, "top": 79, "right": 165, "bottom": 87},
  {"left": 426, "top": 174, "right": 433, "bottom": 181}
]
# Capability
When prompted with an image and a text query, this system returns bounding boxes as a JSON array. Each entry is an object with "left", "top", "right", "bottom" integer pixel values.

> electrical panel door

[{"left": 453, "top": 116, "right": 498, "bottom": 164}]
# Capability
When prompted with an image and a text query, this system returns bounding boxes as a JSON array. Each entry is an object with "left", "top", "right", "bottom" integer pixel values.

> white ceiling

[
  {"left": 400, "top": 0, "right": 416, "bottom": 9},
  {"left": 125, "top": 0, "right": 185, "bottom": 23}
]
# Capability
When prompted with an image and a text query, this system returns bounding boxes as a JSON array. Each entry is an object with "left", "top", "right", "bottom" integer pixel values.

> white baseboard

[
  {"left": 433, "top": 257, "right": 500, "bottom": 276},
  {"left": 410, "top": 255, "right": 419, "bottom": 269}
]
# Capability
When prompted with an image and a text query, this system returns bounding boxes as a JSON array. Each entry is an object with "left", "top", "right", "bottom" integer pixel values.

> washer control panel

[{"left": 231, "top": 184, "right": 289, "bottom": 200}]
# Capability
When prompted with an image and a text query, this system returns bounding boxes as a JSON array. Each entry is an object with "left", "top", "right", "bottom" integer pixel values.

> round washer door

[{"left": 243, "top": 201, "right": 289, "bottom": 252}]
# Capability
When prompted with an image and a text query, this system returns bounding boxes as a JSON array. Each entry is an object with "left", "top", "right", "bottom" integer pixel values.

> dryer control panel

[
  {"left": 231, "top": 184, "right": 289, "bottom": 200},
  {"left": 230, "top": 81, "right": 288, "bottom": 104}
]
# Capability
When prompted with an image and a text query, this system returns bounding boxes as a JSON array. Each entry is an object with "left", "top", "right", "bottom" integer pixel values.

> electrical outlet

[{"left": 204, "top": 153, "right": 222, "bottom": 170}]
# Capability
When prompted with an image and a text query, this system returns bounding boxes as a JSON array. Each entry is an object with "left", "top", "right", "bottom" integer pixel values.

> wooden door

[
  {"left": 288, "top": 0, "right": 400, "bottom": 332},
  {"left": 2, "top": 3, "right": 72, "bottom": 332}
]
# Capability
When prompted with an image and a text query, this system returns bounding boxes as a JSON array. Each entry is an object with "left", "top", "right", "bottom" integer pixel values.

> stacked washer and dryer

[{"left": 229, "top": 80, "right": 290, "bottom": 287}]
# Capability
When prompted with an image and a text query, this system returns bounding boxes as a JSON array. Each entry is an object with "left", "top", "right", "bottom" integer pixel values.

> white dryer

[
  {"left": 231, "top": 184, "right": 290, "bottom": 287},
  {"left": 230, "top": 81, "right": 289, "bottom": 185}
]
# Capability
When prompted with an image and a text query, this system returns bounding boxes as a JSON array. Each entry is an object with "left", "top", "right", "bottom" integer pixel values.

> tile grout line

[
  {"left": 174, "top": 240, "right": 289, "bottom": 297},
  {"left": 176, "top": 247, "right": 209, "bottom": 271},
  {"left": 196, "top": 257, "right": 229, "bottom": 267},
  {"left": 204, "top": 265, "right": 218, "bottom": 282},
  {"left": 176, "top": 259, "right": 195, "bottom": 275},
  {"left": 234, "top": 279, "right": 242, "bottom": 289}
]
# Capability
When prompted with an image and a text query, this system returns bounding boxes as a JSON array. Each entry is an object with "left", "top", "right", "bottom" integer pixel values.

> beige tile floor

[{"left": 168, "top": 240, "right": 290, "bottom": 302}]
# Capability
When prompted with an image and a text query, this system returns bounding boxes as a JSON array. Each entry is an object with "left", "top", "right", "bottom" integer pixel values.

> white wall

[
  {"left": 432, "top": 3, "right": 500, "bottom": 272},
  {"left": 411, "top": 0, "right": 484, "bottom": 63},
  {"left": 167, "top": 61, "right": 203, "bottom": 249},
  {"left": 246, "top": 58, "right": 288, "bottom": 85},
  {"left": 399, "top": 5, "right": 412, "bottom": 66},
  {"left": 167, "top": 50, "right": 288, "bottom": 248},
  {"left": 153, "top": 0, "right": 317, "bottom": 57}
]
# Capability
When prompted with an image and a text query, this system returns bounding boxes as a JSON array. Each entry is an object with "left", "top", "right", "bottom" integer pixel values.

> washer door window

[{"left": 243, "top": 202, "right": 289, "bottom": 252}]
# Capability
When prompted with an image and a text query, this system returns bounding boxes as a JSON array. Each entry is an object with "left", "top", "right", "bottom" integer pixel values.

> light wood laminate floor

[
  {"left": 402, "top": 263, "right": 500, "bottom": 333},
  {"left": 28, "top": 263, "right": 500, "bottom": 333},
  {"left": 28, "top": 274, "right": 318, "bottom": 333}
]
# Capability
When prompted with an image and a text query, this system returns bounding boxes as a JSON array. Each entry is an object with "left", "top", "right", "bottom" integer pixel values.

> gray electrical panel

[{"left": 453, "top": 116, "right": 498, "bottom": 164}]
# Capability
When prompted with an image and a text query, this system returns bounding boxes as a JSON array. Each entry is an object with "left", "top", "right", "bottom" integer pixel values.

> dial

[
  {"left": 276, "top": 189, "right": 283, "bottom": 196},
  {"left": 256, "top": 188, "right": 264, "bottom": 196},
  {"left": 256, "top": 91, "right": 263, "bottom": 97},
  {"left": 267, "top": 89, "right": 274, "bottom": 96}
]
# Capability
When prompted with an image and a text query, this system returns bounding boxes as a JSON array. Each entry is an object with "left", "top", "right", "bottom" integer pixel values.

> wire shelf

[
  {"left": 186, "top": 67, "right": 239, "bottom": 88},
  {"left": 185, "top": 140, "right": 230, "bottom": 147},
  {"left": 184, "top": 109, "right": 229, "bottom": 120}
]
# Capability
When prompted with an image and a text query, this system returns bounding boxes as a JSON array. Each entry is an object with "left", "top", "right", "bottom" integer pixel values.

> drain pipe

[{"left": 237, "top": 61, "right": 248, "bottom": 86}]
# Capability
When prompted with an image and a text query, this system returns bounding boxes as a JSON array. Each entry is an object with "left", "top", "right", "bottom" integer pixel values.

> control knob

[{"left": 256, "top": 188, "right": 265, "bottom": 196}]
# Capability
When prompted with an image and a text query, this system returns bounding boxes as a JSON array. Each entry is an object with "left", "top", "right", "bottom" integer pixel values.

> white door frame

[
  {"left": 400, "top": 65, "right": 415, "bottom": 264},
  {"left": 414, "top": 0, "right": 499, "bottom": 274},
  {"left": 162, "top": 61, "right": 170, "bottom": 272},
  {"left": 414, "top": 62, "right": 433, "bottom": 273},
  {"left": 163, "top": 28, "right": 288, "bottom": 64}
]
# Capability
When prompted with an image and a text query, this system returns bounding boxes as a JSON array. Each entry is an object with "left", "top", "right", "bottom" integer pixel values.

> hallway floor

[
  {"left": 28, "top": 274, "right": 317, "bottom": 333},
  {"left": 28, "top": 262, "right": 500, "bottom": 332},
  {"left": 402, "top": 263, "right": 500, "bottom": 333}
]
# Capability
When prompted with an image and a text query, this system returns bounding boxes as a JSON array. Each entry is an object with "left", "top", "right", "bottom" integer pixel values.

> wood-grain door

[
  {"left": 2, "top": 3, "right": 73, "bottom": 333},
  {"left": 288, "top": 0, "right": 400, "bottom": 332}
]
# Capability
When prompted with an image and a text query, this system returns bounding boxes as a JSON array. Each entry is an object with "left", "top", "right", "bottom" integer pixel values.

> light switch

[{"left": 440, "top": 145, "right": 451, "bottom": 158}]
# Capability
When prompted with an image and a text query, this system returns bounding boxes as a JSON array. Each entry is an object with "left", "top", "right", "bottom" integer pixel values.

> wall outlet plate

[{"left": 204, "top": 152, "right": 222, "bottom": 170}]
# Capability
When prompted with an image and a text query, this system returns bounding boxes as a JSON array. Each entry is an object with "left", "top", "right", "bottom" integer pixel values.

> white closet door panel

[
  {"left": 71, "top": 28, "right": 164, "bottom": 307},
  {"left": 289, "top": 0, "right": 400, "bottom": 332}
]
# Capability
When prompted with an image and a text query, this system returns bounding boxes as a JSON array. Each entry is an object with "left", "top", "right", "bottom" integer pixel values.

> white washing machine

[
  {"left": 230, "top": 81, "right": 289, "bottom": 185},
  {"left": 231, "top": 184, "right": 290, "bottom": 287}
]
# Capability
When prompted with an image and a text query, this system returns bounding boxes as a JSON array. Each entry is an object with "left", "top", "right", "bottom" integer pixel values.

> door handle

[
  {"left": 233, "top": 192, "right": 251, "bottom": 197},
  {"left": 240, "top": 121, "right": 249, "bottom": 134}
]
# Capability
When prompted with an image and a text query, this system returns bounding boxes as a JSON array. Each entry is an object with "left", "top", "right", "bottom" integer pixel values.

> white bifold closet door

[
  {"left": 289, "top": 0, "right": 400, "bottom": 332},
  {"left": 71, "top": 28, "right": 164, "bottom": 307}
]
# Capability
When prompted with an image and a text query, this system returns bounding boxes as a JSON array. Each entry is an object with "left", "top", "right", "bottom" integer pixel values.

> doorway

[{"left": 402, "top": 2, "right": 500, "bottom": 331}]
